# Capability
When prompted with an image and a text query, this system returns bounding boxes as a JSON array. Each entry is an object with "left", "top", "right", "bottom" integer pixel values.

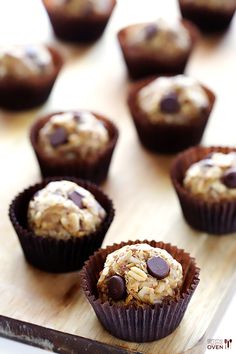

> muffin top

[
  {"left": 47, "top": 0, "right": 113, "bottom": 15},
  {"left": 124, "top": 19, "right": 191, "bottom": 58},
  {"left": 184, "top": 152, "right": 236, "bottom": 201},
  {"left": 0, "top": 45, "right": 54, "bottom": 79},
  {"left": 97, "top": 243, "right": 183, "bottom": 305},
  {"left": 137, "top": 75, "right": 209, "bottom": 125},
  {"left": 182, "top": 0, "right": 236, "bottom": 11},
  {"left": 38, "top": 111, "right": 109, "bottom": 160},
  {"left": 28, "top": 180, "right": 106, "bottom": 239}
]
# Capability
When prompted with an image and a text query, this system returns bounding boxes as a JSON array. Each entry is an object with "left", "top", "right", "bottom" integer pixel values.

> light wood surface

[{"left": 0, "top": 0, "right": 236, "bottom": 353}]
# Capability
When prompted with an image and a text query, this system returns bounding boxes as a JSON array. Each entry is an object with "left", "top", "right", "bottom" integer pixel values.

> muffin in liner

[
  {"left": 81, "top": 239, "right": 200, "bottom": 342},
  {"left": 128, "top": 77, "right": 215, "bottom": 154},
  {"left": 117, "top": 20, "right": 199, "bottom": 80},
  {"left": 0, "top": 46, "right": 63, "bottom": 111},
  {"left": 30, "top": 111, "right": 119, "bottom": 184},
  {"left": 171, "top": 146, "right": 236, "bottom": 234},
  {"left": 9, "top": 177, "right": 114, "bottom": 273},
  {"left": 178, "top": 0, "right": 236, "bottom": 32},
  {"left": 43, "top": 0, "right": 116, "bottom": 43}
]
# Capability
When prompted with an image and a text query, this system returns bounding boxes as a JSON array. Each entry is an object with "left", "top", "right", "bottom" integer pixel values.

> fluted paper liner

[
  {"left": 9, "top": 177, "right": 114, "bottom": 273},
  {"left": 118, "top": 20, "right": 199, "bottom": 80},
  {"left": 43, "top": 0, "right": 116, "bottom": 42},
  {"left": 0, "top": 46, "right": 63, "bottom": 110},
  {"left": 179, "top": 0, "right": 236, "bottom": 32},
  {"left": 128, "top": 77, "right": 215, "bottom": 154},
  {"left": 30, "top": 112, "right": 119, "bottom": 184},
  {"left": 171, "top": 146, "right": 236, "bottom": 234},
  {"left": 81, "top": 240, "right": 200, "bottom": 342}
]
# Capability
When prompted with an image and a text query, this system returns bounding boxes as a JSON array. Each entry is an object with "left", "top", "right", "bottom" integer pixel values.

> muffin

[
  {"left": 0, "top": 44, "right": 63, "bottom": 110},
  {"left": 128, "top": 75, "right": 215, "bottom": 154},
  {"left": 81, "top": 240, "right": 200, "bottom": 342},
  {"left": 9, "top": 178, "right": 114, "bottom": 272},
  {"left": 30, "top": 111, "right": 119, "bottom": 184},
  {"left": 179, "top": 0, "right": 236, "bottom": 32},
  {"left": 43, "top": 0, "right": 116, "bottom": 42},
  {"left": 171, "top": 146, "right": 236, "bottom": 234},
  {"left": 117, "top": 18, "right": 199, "bottom": 80}
]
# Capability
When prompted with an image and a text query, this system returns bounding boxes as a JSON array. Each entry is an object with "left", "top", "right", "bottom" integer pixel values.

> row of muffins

[
  {"left": 9, "top": 177, "right": 200, "bottom": 342},
  {"left": 1, "top": 0, "right": 236, "bottom": 111},
  {"left": 10, "top": 146, "right": 236, "bottom": 341},
  {"left": 5, "top": 0, "right": 236, "bottom": 345}
]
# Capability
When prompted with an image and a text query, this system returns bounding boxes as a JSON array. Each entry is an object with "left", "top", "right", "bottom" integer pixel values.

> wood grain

[{"left": 0, "top": 0, "right": 236, "bottom": 353}]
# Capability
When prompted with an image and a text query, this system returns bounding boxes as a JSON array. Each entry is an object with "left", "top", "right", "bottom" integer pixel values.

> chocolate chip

[
  {"left": 25, "top": 46, "right": 38, "bottom": 59},
  {"left": 221, "top": 168, "right": 236, "bottom": 188},
  {"left": 68, "top": 191, "right": 84, "bottom": 208},
  {"left": 107, "top": 275, "right": 126, "bottom": 301},
  {"left": 144, "top": 24, "right": 159, "bottom": 40},
  {"left": 200, "top": 159, "right": 214, "bottom": 168},
  {"left": 147, "top": 257, "right": 170, "bottom": 280},
  {"left": 160, "top": 92, "right": 180, "bottom": 114},
  {"left": 205, "top": 153, "right": 214, "bottom": 159},
  {"left": 73, "top": 113, "right": 82, "bottom": 122},
  {"left": 49, "top": 127, "right": 68, "bottom": 147}
]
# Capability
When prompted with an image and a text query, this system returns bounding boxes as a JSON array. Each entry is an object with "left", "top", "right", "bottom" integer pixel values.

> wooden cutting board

[{"left": 0, "top": 0, "right": 236, "bottom": 353}]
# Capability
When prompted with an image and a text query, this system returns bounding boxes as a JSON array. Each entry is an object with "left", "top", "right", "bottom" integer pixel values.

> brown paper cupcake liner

[
  {"left": 171, "top": 146, "right": 236, "bottom": 234},
  {"left": 43, "top": 1, "right": 116, "bottom": 43},
  {"left": 179, "top": 1, "right": 236, "bottom": 32},
  {"left": 30, "top": 112, "right": 119, "bottom": 184},
  {"left": 128, "top": 77, "right": 215, "bottom": 154},
  {"left": 0, "top": 46, "right": 63, "bottom": 111},
  {"left": 81, "top": 239, "right": 200, "bottom": 342},
  {"left": 118, "top": 20, "right": 199, "bottom": 80},
  {"left": 9, "top": 177, "right": 114, "bottom": 273}
]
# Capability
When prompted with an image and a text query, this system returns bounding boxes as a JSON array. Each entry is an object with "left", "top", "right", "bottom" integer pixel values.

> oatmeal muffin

[
  {"left": 128, "top": 75, "right": 215, "bottom": 153},
  {"left": 0, "top": 44, "right": 62, "bottom": 110},
  {"left": 9, "top": 178, "right": 114, "bottom": 272},
  {"left": 28, "top": 180, "right": 106, "bottom": 239},
  {"left": 30, "top": 111, "right": 118, "bottom": 183},
  {"left": 171, "top": 146, "right": 236, "bottom": 234},
  {"left": 81, "top": 240, "right": 200, "bottom": 342},
  {"left": 179, "top": 0, "right": 236, "bottom": 32},
  {"left": 118, "top": 18, "right": 199, "bottom": 79},
  {"left": 43, "top": 0, "right": 116, "bottom": 42}
]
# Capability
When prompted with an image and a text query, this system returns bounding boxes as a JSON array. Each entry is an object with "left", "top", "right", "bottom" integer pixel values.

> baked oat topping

[
  {"left": 137, "top": 75, "right": 209, "bottom": 124},
  {"left": 38, "top": 111, "right": 109, "bottom": 160},
  {"left": 97, "top": 243, "right": 183, "bottom": 305},
  {"left": 0, "top": 45, "right": 54, "bottom": 79},
  {"left": 28, "top": 180, "right": 106, "bottom": 239},
  {"left": 125, "top": 19, "right": 191, "bottom": 58},
  {"left": 184, "top": 152, "right": 236, "bottom": 201}
]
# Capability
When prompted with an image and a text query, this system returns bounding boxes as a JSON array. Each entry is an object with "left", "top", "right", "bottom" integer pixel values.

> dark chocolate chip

[
  {"left": 107, "top": 275, "right": 126, "bottom": 301},
  {"left": 25, "top": 47, "right": 47, "bottom": 70},
  {"left": 68, "top": 191, "right": 84, "bottom": 208},
  {"left": 147, "top": 256, "right": 170, "bottom": 280},
  {"left": 25, "top": 46, "right": 38, "bottom": 59},
  {"left": 221, "top": 168, "right": 236, "bottom": 188},
  {"left": 73, "top": 113, "right": 82, "bottom": 122},
  {"left": 49, "top": 127, "right": 68, "bottom": 147},
  {"left": 144, "top": 24, "right": 159, "bottom": 40},
  {"left": 200, "top": 159, "right": 214, "bottom": 168},
  {"left": 204, "top": 153, "right": 214, "bottom": 159},
  {"left": 160, "top": 92, "right": 180, "bottom": 114}
]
